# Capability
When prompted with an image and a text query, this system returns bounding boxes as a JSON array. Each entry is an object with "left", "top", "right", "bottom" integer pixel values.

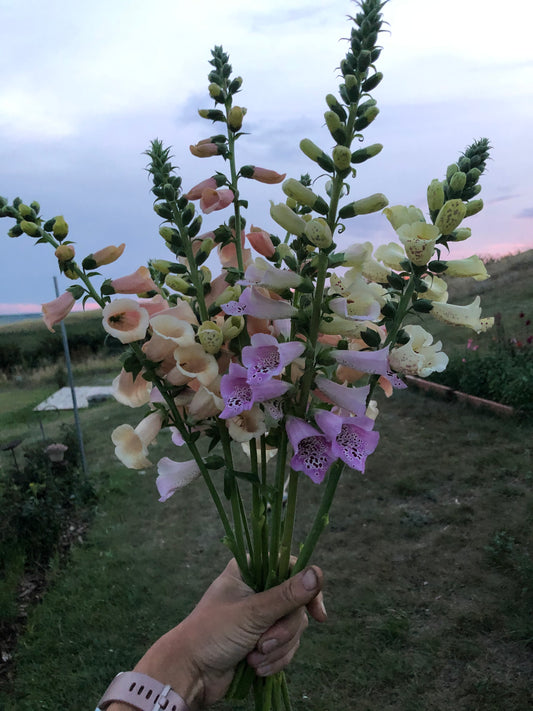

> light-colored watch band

[{"left": 97, "top": 671, "right": 190, "bottom": 711}]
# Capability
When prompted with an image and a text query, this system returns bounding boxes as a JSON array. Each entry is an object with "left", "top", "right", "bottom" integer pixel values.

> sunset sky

[{"left": 1, "top": 0, "right": 532, "bottom": 315}]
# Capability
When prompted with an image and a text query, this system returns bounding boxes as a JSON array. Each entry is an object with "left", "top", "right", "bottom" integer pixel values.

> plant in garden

[{"left": 0, "top": 1, "right": 495, "bottom": 707}]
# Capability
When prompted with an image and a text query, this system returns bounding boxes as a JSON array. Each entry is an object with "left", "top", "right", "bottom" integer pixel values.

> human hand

[{"left": 130, "top": 559, "right": 326, "bottom": 709}]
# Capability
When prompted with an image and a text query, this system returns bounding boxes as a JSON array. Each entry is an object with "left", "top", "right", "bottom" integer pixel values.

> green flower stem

[
  {"left": 277, "top": 468, "right": 299, "bottom": 581},
  {"left": 292, "top": 460, "right": 344, "bottom": 576},
  {"left": 260, "top": 436, "right": 270, "bottom": 584},
  {"left": 225, "top": 112, "right": 245, "bottom": 275},
  {"left": 266, "top": 430, "right": 288, "bottom": 588},
  {"left": 281, "top": 674, "right": 292, "bottom": 711},
  {"left": 170, "top": 203, "right": 209, "bottom": 322},
  {"left": 250, "top": 439, "right": 266, "bottom": 587}
]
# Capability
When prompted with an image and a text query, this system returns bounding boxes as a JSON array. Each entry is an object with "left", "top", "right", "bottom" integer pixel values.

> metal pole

[{"left": 53, "top": 276, "right": 89, "bottom": 479}]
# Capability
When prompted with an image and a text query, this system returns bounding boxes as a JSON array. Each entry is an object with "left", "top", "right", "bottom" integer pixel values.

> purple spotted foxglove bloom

[
  {"left": 242, "top": 333, "right": 305, "bottom": 384},
  {"left": 286, "top": 416, "right": 336, "bottom": 484},
  {"left": 314, "top": 409, "right": 379, "bottom": 473},
  {"left": 220, "top": 362, "right": 291, "bottom": 419},
  {"left": 315, "top": 376, "right": 369, "bottom": 418},
  {"left": 221, "top": 286, "right": 297, "bottom": 319},
  {"left": 332, "top": 347, "right": 406, "bottom": 389}
]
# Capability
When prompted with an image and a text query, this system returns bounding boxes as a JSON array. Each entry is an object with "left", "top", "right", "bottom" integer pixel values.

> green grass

[{"left": 1, "top": 383, "right": 532, "bottom": 710}]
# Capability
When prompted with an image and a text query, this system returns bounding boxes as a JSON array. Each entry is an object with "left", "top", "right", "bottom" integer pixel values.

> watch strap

[{"left": 97, "top": 671, "right": 190, "bottom": 711}]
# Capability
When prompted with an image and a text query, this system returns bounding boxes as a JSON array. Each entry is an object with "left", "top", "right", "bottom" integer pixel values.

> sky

[{"left": 1, "top": 0, "right": 532, "bottom": 314}]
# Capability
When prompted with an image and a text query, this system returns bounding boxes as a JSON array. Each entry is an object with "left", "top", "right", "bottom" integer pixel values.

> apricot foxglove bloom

[
  {"left": 286, "top": 416, "right": 336, "bottom": 484},
  {"left": 88, "top": 243, "right": 126, "bottom": 267},
  {"left": 227, "top": 404, "right": 267, "bottom": 442},
  {"left": 42, "top": 291, "right": 76, "bottom": 332},
  {"left": 156, "top": 458, "right": 201, "bottom": 502},
  {"left": 241, "top": 333, "right": 305, "bottom": 384},
  {"left": 388, "top": 325, "right": 448, "bottom": 377},
  {"left": 112, "top": 369, "right": 153, "bottom": 407},
  {"left": 200, "top": 188, "right": 235, "bottom": 214},
  {"left": 246, "top": 226, "right": 276, "bottom": 257},
  {"left": 110, "top": 266, "right": 159, "bottom": 295},
  {"left": 111, "top": 412, "right": 162, "bottom": 469},
  {"left": 314, "top": 409, "right": 379, "bottom": 473},
  {"left": 102, "top": 298, "right": 150, "bottom": 343}
]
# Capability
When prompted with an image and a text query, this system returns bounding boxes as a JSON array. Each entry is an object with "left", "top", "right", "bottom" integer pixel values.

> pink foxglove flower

[
  {"left": 112, "top": 368, "right": 153, "bottom": 407},
  {"left": 247, "top": 226, "right": 276, "bottom": 257},
  {"left": 220, "top": 363, "right": 291, "bottom": 419},
  {"left": 42, "top": 291, "right": 76, "bottom": 332},
  {"left": 241, "top": 333, "right": 305, "bottom": 384},
  {"left": 314, "top": 409, "right": 379, "bottom": 473},
  {"left": 315, "top": 376, "right": 369, "bottom": 418},
  {"left": 222, "top": 286, "right": 297, "bottom": 320},
  {"left": 286, "top": 416, "right": 335, "bottom": 484},
  {"left": 200, "top": 188, "right": 235, "bottom": 214},
  {"left": 185, "top": 177, "right": 218, "bottom": 200},
  {"left": 110, "top": 266, "right": 159, "bottom": 295},
  {"left": 248, "top": 167, "right": 286, "bottom": 184},
  {"left": 102, "top": 298, "right": 150, "bottom": 344},
  {"left": 156, "top": 458, "right": 201, "bottom": 502},
  {"left": 90, "top": 243, "right": 126, "bottom": 267},
  {"left": 332, "top": 347, "right": 406, "bottom": 389},
  {"left": 189, "top": 140, "right": 219, "bottom": 157}
]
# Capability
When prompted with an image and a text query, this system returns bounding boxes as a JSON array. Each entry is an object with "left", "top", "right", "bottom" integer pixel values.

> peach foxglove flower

[
  {"left": 332, "top": 347, "right": 406, "bottom": 389},
  {"left": 138, "top": 294, "right": 170, "bottom": 317},
  {"left": 102, "top": 298, "right": 150, "bottom": 343},
  {"left": 222, "top": 286, "right": 297, "bottom": 320},
  {"left": 42, "top": 291, "right": 76, "bottom": 332},
  {"left": 241, "top": 333, "right": 305, "bottom": 384},
  {"left": 220, "top": 363, "right": 291, "bottom": 419},
  {"left": 388, "top": 325, "right": 448, "bottom": 377},
  {"left": 188, "top": 378, "right": 224, "bottom": 421},
  {"left": 112, "top": 368, "right": 153, "bottom": 407},
  {"left": 110, "top": 266, "right": 159, "bottom": 295},
  {"left": 156, "top": 458, "right": 201, "bottom": 502},
  {"left": 442, "top": 255, "right": 489, "bottom": 281},
  {"left": 189, "top": 141, "right": 219, "bottom": 157},
  {"left": 286, "top": 416, "right": 335, "bottom": 484},
  {"left": 200, "top": 188, "right": 235, "bottom": 214},
  {"left": 185, "top": 177, "right": 218, "bottom": 200},
  {"left": 247, "top": 226, "right": 276, "bottom": 257},
  {"left": 239, "top": 258, "right": 302, "bottom": 291},
  {"left": 170, "top": 343, "right": 219, "bottom": 386},
  {"left": 227, "top": 404, "right": 267, "bottom": 442},
  {"left": 112, "top": 412, "right": 162, "bottom": 469},
  {"left": 315, "top": 376, "right": 369, "bottom": 418},
  {"left": 431, "top": 296, "right": 494, "bottom": 333},
  {"left": 383, "top": 205, "right": 425, "bottom": 230},
  {"left": 396, "top": 222, "right": 439, "bottom": 266},
  {"left": 314, "top": 409, "right": 379, "bottom": 473},
  {"left": 247, "top": 166, "right": 286, "bottom": 184},
  {"left": 88, "top": 243, "right": 126, "bottom": 267}
]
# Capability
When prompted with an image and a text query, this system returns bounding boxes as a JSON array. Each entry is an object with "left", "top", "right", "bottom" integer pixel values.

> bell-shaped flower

[
  {"left": 239, "top": 258, "right": 302, "bottom": 292},
  {"left": 112, "top": 368, "right": 153, "bottom": 407},
  {"left": 247, "top": 226, "right": 276, "bottom": 257},
  {"left": 286, "top": 416, "right": 336, "bottom": 484},
  {"left": 319, "top": 315, "right": 380, "bottom": 339},
  {"left": 389, "top": 325, "right": 448, "bottom": 378},
  {"left": 146, "top": 314, "right": 197, "bottom": 360},
  {"left": 185, "top": 177, "right": 218, "bottom": 200},
  {"left": 242, "top": 333, "right": 305, "bottom": 384},
  {"left": 42, "top": 291, "right": 76, "bottom": 332},
  {"left": 341, "top": 241, "right": 373, "bottom": 268},
  {"left": 332, "top": 347, "right": 406, "bottom": 389},
  {"left": 220, "top": 362, "right": 291, "bottom": 419},
  {"left": 314, "top": 410, "right": 379, "bottom": 473},
  {"left": 227, "top": 404, "right": 267, "bottom": 442},
  {"left": 169, "top": 343, "right": 219, "bottom": 386},
  {"left": 87, "top": 243, "right": 126, "bottom": 268},
  {"left": 374, "top": 242, "right": 405, "bottom": 271},
  {"left": 218, "top": 233, "right": 252, "bottom": 270},
  {"left": 188, "top": 377, "right": 224, "bottom": 421},
  {"left": 156, "top": 458, "right": 201, "bottom": 502},
  {"left": 110, "top": 266, "right": 159, "bottom": 295},
  {"left": 189, "top": 140, "right": 219, "bottom": 158},
  {"left": 102, "top": 298, "right": 150, "bottom": 344},
  {"left": 247, "top": 166, "right": 286, "bottom": 184},
  {"left": 139, "top": 295, "right": 170, "bottom": 317},
  {"left": 420, "top": 275, "right": 448, "bottom": 303},
  {"left": 396, "top": 222, "right": 439, "bottom": 266},
  {"left": 222, "top": 286, "right": 297, "bottom": 319},
  {"left": 383, "top": 205, "right": 425, "bottom": 230},
  {"left": 200, "top": 188, "right": 235, "bottom": 214},
  {"left": 315, "top": 376, "right": 369, "bottom": 418},
  {"left": 165, "top": 300, "right": 200, "bottom": 326},
  {"left": 111, "top": 412, "right": 162, "bottom": 469},
  {"left": 361, "top": 258, "right": 392, "bottom": 284},
  {"left": 442, "top": 255, "right": 489, "bottom": 281},
  {"left": 431, "top": 296, "right": 494, "bottom": 333}
]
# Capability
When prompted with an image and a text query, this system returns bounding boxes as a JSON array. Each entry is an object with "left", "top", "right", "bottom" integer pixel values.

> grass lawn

[{"left": 1, "top": 384, "right": 531, "bottom": 710}]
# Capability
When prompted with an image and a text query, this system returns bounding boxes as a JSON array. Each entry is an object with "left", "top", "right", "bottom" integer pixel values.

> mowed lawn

[{"left": 1, "top": 383, "right": 531, "bottom": 711}]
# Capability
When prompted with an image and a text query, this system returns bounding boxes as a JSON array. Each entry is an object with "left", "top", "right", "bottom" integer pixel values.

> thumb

[{"left": 245, "top": 567, "right": 323, "bottom": 631}]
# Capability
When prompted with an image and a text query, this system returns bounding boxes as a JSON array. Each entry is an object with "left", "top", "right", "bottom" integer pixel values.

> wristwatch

[{"left": 97, "top": 671, "right": 190, "bottom": 711}]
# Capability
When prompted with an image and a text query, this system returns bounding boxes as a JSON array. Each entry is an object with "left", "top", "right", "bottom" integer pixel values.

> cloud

[
  {"left": 487, "top": 194, "right": 521, "bottom": 205},
  {"left": 516, "top": 207, "right": 533, "bottom": 219}
]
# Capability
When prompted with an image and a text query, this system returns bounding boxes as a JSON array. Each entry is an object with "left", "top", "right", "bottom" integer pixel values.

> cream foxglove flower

[
  {"left": 102, "top": 298, "right": 150, "bottom": 344},
  {"left": 112, "top": 369, "right": 152, "bottom": 407},
  {"left": 383, "top": 205, "right": 425, "bottom": 230},
  {"left": 111, "top": 412, "right": 162, "bottom": 469},
  {"left": 431, "top": 296, "right": 494, "bottom": 333},
  {"left": 389, "top": 325, "right": 448, "bottom": 377},
  {"left": 374, "top": 242, "right": 405, "bottom": 271},
  {"left": 396, "top": 222, "right": 439, "bottom": 266},
  {"left": 420, "top": 275, "right": 448, "bottom": 303},
  {"left": 227, "top": 404, "right": 267, "bottom": 442},
  {"left": 442, "top": 255, "right": 489, "bottom": 281}
]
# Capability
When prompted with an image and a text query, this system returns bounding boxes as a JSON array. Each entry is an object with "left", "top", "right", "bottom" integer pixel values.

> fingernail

[
  {"left": 302, "top": 568, "right": 318, "bottom": 591},
  {"left": 261, "top": 639, "right": 278, "bottom": 654},
  {"left": 320, "top": 599, "right": 327, "bottom": 618},
  {"left": 256, "top": 663, "right": 271, "bottom": 677}
]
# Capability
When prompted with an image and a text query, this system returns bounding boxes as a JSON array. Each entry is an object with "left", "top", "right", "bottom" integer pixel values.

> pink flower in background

[
  {"left": 286, "top": 416, "right": 335, "bottom": 484},
  {"left": 110, "top": 266, "right": 158, "bottom": 295},
  {"left": 185, "top": 177, "right": 218, "bottom": 200},
  {"left": 247, "top": 226, "right": 276, "bottom": 257},
  {"left": 222, "top": 286, "right": 297, "bottom": 320},
  {"left": 200, "top": 188, "right": 235, "bottom": 214},
  {"left": 42, "top": 291, "right": 76, "bottom": 332},
  {"left": 248, "top": 167, "right": 286, "bottom": 184},
  {"left": 314, "top": 409, "right": 379, "bottom": 473}
]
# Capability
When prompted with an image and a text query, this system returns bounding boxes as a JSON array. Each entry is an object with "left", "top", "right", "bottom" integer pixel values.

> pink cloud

[{"left": 0, "top": 301, "right": 101, "bottom": 316}]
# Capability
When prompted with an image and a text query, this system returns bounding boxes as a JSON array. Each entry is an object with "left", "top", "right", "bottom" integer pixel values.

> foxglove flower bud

[
  {"left": 20, "top": 220, "right": 40, "bottom": 237},
  {"left": 324, "top": 111, "right": 346, "bottom": 143},
  {"left": 299, "top": 139, "right": 335, "bottom": 172},
  {"left": 270, "top": 202, "right": 306, "bottom": 235},
  {"left": 18, "top": 204, "right": 36, "bottom": 219},
  {"left": 55, "top": 244, "right": 75, "bottom": 262},
  {"left": 222, "top": 315, "right": 245, "bottom": 341},
  {"left": 325, "top": 94, "right": 347, "bottom": 121},
  {"left": 304, "top": 218, "right": 332, "bottom": 248},
  {"left": 354, "top": 106, "right": 379, "bottom": 131},
  {"left": 435, "top": 199, "right": 467, "bottom": 234},
  {"left": 446, "top": 163, "right": 459, "bottom": 180},
  {"left": 198, "top": 321, "right": 224, "bottom": 354},
  {"left": 165, "top": 275, "right": 190, "bottom": 293},
  {"left": 350, "top": 143, "right": 383, "bottom": 164},
  {"left": 53, "top": 215, "right": 69, "bottom": 240},
  {"left": 282, "top": 179, "right": 329, "bottom": 214},
  {"left": 197, "top": 109, "right": 226, "bottom": 122},
  {"left": 339, "top": 193, "right": 388, "bottom": 219},
  {"left": 453, "top": 227, "right": 472, "bottom": 241},
  {"left": 332, "top": 146, "right": 352, "bottom": 171},
  {"left": 228, "top": 106, "right": 246, "bottom": 131},
  {"left": 449, "top": 171, "right": 467, "bottom": 193},
  {"left": 464, "top": 199, "right": 483, "bottom": 217},
  {"left": 427, "top": 179, "right": 445, "bottom": 211}
]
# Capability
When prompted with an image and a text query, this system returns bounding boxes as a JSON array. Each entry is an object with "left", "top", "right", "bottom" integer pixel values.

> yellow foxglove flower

[
  {"left": 374, "top": 242, "right": 405, "bottom": 271},
  {"left": 396, "top": 222, "right": 439, "bottom": 266},
  {"left": 383, "top": 205, "right": 424, "bottom": 230},
  {"left": 442, "top": 255, "right": 489, "bottom": 281},
  {"left": 435, "top": 199, "right": 467, "bottom": 234},
  {"left": 389, "top": 325, "right": 448, "bottom": 378},
  {"left": 431, "top": 296, "right": 494, "bottom": 333}
]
